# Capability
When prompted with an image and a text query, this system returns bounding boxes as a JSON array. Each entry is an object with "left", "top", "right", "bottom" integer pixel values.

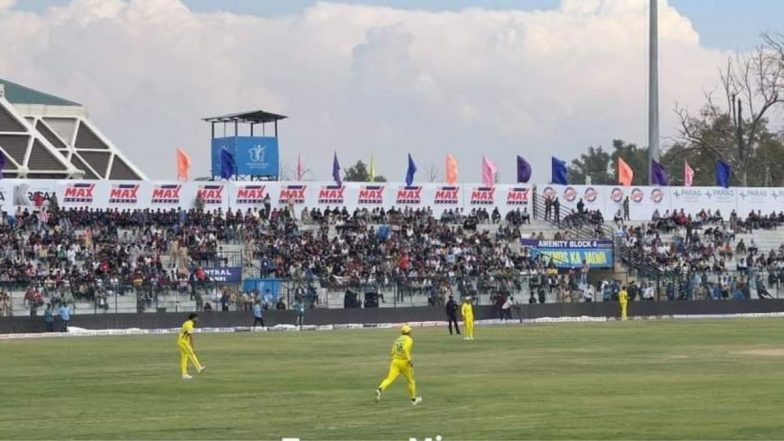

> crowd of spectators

[{"left": 2, "top": 197, "right": 784, "bottom": 317}]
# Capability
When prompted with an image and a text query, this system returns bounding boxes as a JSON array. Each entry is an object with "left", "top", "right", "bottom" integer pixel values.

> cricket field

[{"left": 2, "top": 318, "right": 784, "bottom": 440}]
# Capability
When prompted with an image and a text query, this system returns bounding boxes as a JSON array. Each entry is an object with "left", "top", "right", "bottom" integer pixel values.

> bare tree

[
  {"left": 279, "top": 160, "right": 313, "bottom": 181},
  {"left": 423, "top": 162, "right": 441, "bottom": 183},
  {"left": 675, "top": 33, "right": 784, "bottom": 186}
]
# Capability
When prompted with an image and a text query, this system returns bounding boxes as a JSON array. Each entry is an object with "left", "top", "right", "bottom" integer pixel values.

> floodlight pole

[{"left": 648, "top": 0, "right": 660, "bottom": 184}]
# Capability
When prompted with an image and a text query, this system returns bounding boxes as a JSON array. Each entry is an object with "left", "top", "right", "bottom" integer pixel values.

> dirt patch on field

[{"left": 737, "top": 348, "right": 784, "bottom": 357}]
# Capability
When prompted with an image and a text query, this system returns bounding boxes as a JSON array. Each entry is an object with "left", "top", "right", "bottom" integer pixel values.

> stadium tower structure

[
  {"left": 203, "top": 110, "right": 286, "bottom": 181},
  {"left": 0, "top": 79, "right": 146, "bottom": 180}
]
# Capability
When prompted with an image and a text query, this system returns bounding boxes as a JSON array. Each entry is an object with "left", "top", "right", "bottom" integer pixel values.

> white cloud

[{"left": 0, "top": 0, "right": 731, "bottom": 182}]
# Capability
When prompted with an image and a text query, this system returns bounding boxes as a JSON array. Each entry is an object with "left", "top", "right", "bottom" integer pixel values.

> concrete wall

[{"left": 4, "top": 300, "right": 784, "bottom": 334}]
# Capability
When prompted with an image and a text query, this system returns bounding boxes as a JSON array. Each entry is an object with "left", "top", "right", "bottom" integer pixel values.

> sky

[{"left": 1, "top": 0, "right": 782, "bottom": 181}]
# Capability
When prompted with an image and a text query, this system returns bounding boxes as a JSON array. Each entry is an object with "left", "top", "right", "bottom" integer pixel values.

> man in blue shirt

[
  {"left": 294, "top": 298, "right": 305, "bottom": 329},
  {"left": 252, "top": 301, "right": 264, "bottom": 328},
  {"left": 43, "top": 303, "right": 54, "bottom": 332},
  {"left": 59, "top": 303, "right": 71, "bottom": 332}
]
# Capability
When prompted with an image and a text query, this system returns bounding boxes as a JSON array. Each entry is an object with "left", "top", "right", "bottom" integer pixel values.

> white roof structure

[{"left": 0, "top": 79, "right": 146, "bottom": 180}]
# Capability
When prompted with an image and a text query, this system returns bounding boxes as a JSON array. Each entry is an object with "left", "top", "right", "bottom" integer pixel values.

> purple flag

[
  {"left": 651, "top": 160, "right": 668, "bottom": 186},
  {"left": 332, "top": 152, "right": 342, "bottom": 186},
  {"left": 516, "top": 155, "right": 531, "bottom": 183}
]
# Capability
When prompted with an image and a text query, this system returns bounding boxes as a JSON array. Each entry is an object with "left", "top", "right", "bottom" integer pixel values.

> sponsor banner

[
  {"left": 394, "top": 185, "right": 423, "bottom": 206},
  {"left": 737, "top": 188, "right": 784, "bottom": 217},
  {"left": 278, "top": 184, "right": 307, "bottom": 206},
  {"left": 668, "top": 187, "right": 736, "bottom": 219},
  {"left": 61, "top": 182, "right": 96, "bottom": 205},
  {"left": 150, "top": 183, "right": 184, "bottom": 206},
  {"left": 211, "top": 136, "right": 280, "bottom": 178},
  {"left": 203, "top": 267, "right": 242, "bottom": 283},
  {"left": 357, "top": 185, "right": 386, "bottom": 206},
  {"left": 628, "top": 187, "right": 667, "bottom": 221},
  {"left": 228, "top": 183, "right": 276, "bottom": 208},
  {"left": 468, "top": 186, "right": 496, "bottom": 206},
  {"left": 521, "top": 239, "right": 614, "bottom": 268}
]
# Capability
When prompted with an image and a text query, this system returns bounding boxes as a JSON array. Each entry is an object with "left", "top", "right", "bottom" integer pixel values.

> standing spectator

[
  {"left": 58, "top": 303, "right": 71, "bottom": 332},
  {"left": 445, "top": 295, "right": 461, "bottom": 336},
  {"left": 252, "top": 301, "right": 264, "bottom": 328},
  {"left": 622, "top": 196, "right": 630, "bottom": 221},
  {"left": 501, "top": 295, "right": 514, "bottom": 322},
  {"left": 43, "top": 303, "right": 54, "bottom": 332},
  {"left": 294, "top": 298, "right": 305, "bottom": 329},
  {"left": 275, "top": 298, "right": 287, "bottom": 310},
  {"left": 220, "top": 290, "right": 230, "bottom": 312},
  {"left": 553, "top": 198, "right": 561, "bottom": 225}
]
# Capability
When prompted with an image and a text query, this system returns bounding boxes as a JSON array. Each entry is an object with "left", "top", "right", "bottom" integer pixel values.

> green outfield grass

[{"left": 2, "top": 319, "right": 784, "bottom": 440}]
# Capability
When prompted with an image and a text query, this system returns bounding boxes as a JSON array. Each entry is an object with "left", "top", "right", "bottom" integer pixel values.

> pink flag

[
  {"left": 482, "top": 156, "right": 496, "bottom": 185},
  {"left": 684, "top": 160, "right": 694, "bottom": 187},
  {"left": 296, "top": 153, "right": 303, "bottom": 181}
]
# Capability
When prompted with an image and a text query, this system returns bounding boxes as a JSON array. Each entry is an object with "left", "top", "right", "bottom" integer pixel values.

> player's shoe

[
  {"left": 181, "top": 374, "right": 193, "bottom": 380},
  {"left": 411, "top": 397, "right": 423, "bottom": 406},
  {"left": 375, "top": 389, "right": 382, "bottom": 402},
  {"left": 198, "top": 366, "right": 207, "bottom": 374}
]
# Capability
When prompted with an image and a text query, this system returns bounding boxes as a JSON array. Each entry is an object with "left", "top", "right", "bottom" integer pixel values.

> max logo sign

[
  {"left": 470, "top": 187, "right": 495, "bottom": 205},
  {"left": 318, "top": 186, "right": 345, "bottom": 204},
  {"left": 358, "top": 186, "right": 384, "bottom": 204},
  {"left": 506, "top": 188, "right": 529, "bottom": 205},
  {"left": 434, "top": 187, "right": 459, "bottom": 204},
  {"left": 63, "top": 183, "right": 95, "bottom": 203},
  {"left": 109, "top": 184, "right": 140, "bottom": 204},
  {"left": 197, "top": 185, "right": 224, "bottom": 204},
  {"left": 151, "top": 185, "right": 181, "bottom": 204},
  {"left": 236, "top": 185, "right": 266, "bottom": 204},
  {"left": 396, "top": 187, "right": 422, "bottom": 204},
  {"left": 279, "top": 185, "right": 306, "bottom": 204}
]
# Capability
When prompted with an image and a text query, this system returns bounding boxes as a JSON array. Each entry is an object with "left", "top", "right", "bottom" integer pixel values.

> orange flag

[
  {"left": 177, "top": 147, "right": 191, "bottom": 181},
  {"left": 445, "top": 154, "right": 458, "bottom": 184},
  {"left": 618, "top": 157, "right": 633, "bottom": 186}
]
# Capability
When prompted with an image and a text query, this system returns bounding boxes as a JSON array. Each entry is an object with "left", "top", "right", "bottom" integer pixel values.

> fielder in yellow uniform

[
  {"left": 178, "top": 313, "right": 206, "bottom": 379},
  {"left": 461, "top": 297, "right": 474, "bottom": 340},
  {"left": 376, "top": 324, "right": 422, "bottom": 406},
  {"left": 619, "top": 287, "right": 628, "bottom": 321}
]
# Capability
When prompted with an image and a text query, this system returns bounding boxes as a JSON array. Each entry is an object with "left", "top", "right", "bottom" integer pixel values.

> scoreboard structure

[{"left": 203, "top": 110, "right": 286, "bottom": 181}]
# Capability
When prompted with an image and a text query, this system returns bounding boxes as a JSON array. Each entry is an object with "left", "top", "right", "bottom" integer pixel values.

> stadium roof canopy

[
  {"left": 202, "top": 110, "right": 287, "bottom": 124},
  {"left": 0, "top": 78, "right": 81, "bottom": 106}
]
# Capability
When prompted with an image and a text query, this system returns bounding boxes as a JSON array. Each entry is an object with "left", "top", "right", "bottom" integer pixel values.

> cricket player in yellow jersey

[
  {"left": 461, "top": 297, "right": 474, "bottom": 340},
  {"left": 375, "top": 324, "right": 422, "bottom": 405},
  {"left": 178, "top": 313, "right": 206, "bottom": 379},
  {"left": 619, "top": 286, "right": 629, "bottom": 321}
]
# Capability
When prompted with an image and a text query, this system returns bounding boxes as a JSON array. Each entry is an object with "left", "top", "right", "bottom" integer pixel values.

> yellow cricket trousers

[{"left": 378, "top": 359, "right": 416, "bottom": 399}]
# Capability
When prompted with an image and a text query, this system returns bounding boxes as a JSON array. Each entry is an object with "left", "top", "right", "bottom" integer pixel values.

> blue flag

[
  {"left": 332, "top": 152, "right": 342, "bottom": 186},
  {"left": 551, "top": 156, "right": 568, "bottom": 185},
  {"left": 220, "top": 148, "right": 235, "bottom": 179},
  {"left": 715, "top": 160, "right": 731, "bottom": 188},
  {"left": 651, "top": 160, "right": 668, "bottom": 186},
  {"left": 0, "top": 152, "right": 5, "bottom": 180},
  {"left": 516, "top": 155, "right": 531, "bottom": 183},
  {"left": 405, "top": 153, "right": 417, "bottom": 187}
]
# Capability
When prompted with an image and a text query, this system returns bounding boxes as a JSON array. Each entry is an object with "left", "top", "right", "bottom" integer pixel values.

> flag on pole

[
  {"left": 445, "top": 154, "right": 458, "bottom": 184},
  {"left": 715, "top": 160, "right": 731, "bottom": 188},
  {"left": 332, "top": 152, "right": 342, "bottom": 186},
  {"left": 369, "top": 153, "right": 376, "bottom": 182},
  {"left": 516, "top": 155, "right": 531, "bottom": 183},
  {"left": 405, "top": 154, "right": 417, "bottom": 187},
  {"left": 651, "top": 160, "right": 668, "bottom": 186},
  {"left": 296, "top": 153, "right": 303, "bottom": 181},
  {"left": 220, "top": 148, "right": 235, "bottom": 179},
  {"left": 551, "top": 157, "right": 568, "bottom": 185},
  {"left": 618, "top": 157, "right": 633, "bottom": 186},
  {"left": 482, "top": 156, "right": 497, "bottom": 185},
  {"left": 684, "top": 160, "right": 694, "bottom": 187},
  {"left": 176, "top": 147, "right": 191, "bottom": 181}
]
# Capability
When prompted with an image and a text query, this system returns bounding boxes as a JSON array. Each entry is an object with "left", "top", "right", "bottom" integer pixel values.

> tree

[
  {"left": 423, "top": 163, "right": 440, "bottom": 183},
  {"left": 343, "top": 160, "right": 387, "bottom": 182},
  {"left": 568, "top": 146, "right": 612, "bottom": 185},
  {"left": 568, "top": 141, "right": 649, "bottom": 185},
  {"left": 675, "top": 33, "right": 784, "bottom": 186}
]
